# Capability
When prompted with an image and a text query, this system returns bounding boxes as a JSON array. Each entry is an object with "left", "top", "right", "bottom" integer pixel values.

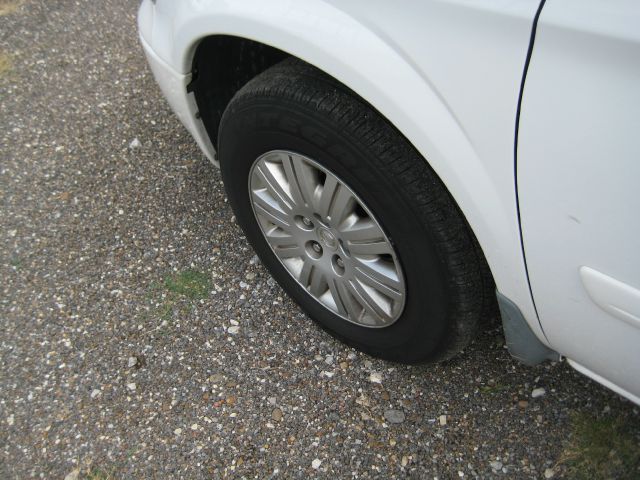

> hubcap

[{"left": 248, "top": 150, "right": 406, "bottom": 328}]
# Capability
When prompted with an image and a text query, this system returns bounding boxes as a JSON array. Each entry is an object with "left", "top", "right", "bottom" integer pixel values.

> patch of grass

[
  {"left": 0, "top": 0, "right": 23, "bottom": 16},
  {"left": 85, "top": 467, "right": 115, "bottom": 480},
  {"left": 559, "top": 411, "right": 640, "bottom": 479},
  {"left": 479, "top": 383, "right": 507, "bottom": 394},
  {"left": 164, "top": 269, "right": 211, "bottom": 300},
  {"left": 143, "top": 270, "right": 211, "bottom": 331},
  {"left": 0, "top": 51, "right": 12, "bottom": 77},
  {"left": 9, "top": 255, "right": 22, "bottom": 269}
]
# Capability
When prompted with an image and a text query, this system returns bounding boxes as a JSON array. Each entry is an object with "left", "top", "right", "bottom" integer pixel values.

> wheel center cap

[{"left": 317, "top": 227, "right": 338, "bottom": 251}]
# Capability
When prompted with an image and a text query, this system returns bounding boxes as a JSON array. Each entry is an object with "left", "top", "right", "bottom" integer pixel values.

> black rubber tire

[{"left": 218, "top": 58, "right": 489, "bottom": 363}]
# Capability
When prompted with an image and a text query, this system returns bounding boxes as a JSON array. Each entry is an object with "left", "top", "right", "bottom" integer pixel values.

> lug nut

[
  {"left": 302, "top": 217, "right": 313, "bottom": 227},
  {"left": 312, "top": 242, "right": 322, "bottom": 254},
  {"left": 336, "top": 257, "right": 344, "bottom": 268}
]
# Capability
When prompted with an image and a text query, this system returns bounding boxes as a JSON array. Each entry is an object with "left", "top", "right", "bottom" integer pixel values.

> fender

[{"left": 140, "top": 0, "right": 545, "bottom": 342}]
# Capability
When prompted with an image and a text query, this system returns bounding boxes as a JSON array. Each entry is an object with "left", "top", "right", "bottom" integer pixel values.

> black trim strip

[{"left": 514, "top": 0, "right": 547, "bottom": 325}]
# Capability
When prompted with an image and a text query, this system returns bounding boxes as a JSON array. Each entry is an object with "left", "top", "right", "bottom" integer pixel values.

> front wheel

[{"left": 218, "top": 59, "right": 487, "bottom": 363}]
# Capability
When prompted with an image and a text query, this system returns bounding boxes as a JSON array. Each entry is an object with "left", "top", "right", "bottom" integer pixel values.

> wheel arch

[{"left": 154, "top": 0, "right": 541, "bottom": 337}]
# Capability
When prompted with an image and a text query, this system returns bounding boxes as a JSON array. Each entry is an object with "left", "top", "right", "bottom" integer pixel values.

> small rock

[
  {"left": 246, "top": 272, "right": 256, "bottom": 280},
  {"left": 126, "top": 383, "right": 136, "bottom": 391},
  {"left": 272, "top": 408, "right": 283, "bottom": 422},
  {"left": 490, "top": 461, "right": 503, "bottom": 471},
  {"left": 458, "top": 472, "right": 464, "bottom": 478},
  {"left": 7, "top": 414, "right": 14, "bottom": 426},
  {"left": 381, "top": 391, "right": 390, "bottom": 401},
  {"left": 439, "top": 415, "right": 447, "bottom": 426},
  {"left": 384, "top": 409, "right": 405, "bottom": 424},
  {"left": 64, "top": 469, "right": 80, "bottom": 480},
  {"left": 230, "top": 319, "right": 239, "bottom": 326},
  {"left": 355, "top": 395, "right": 371, "bottom": 407},
  {"left": 324, "top": 355, "right": 334, "bottom": 365},
  {"left": 347, "top": 352, "right": 357, "bottom": 360},
  {"left": 360, "top": 411, "right": 372, "bottom": 421},
  {"left": 227, "top": 326, "right": 240, "bottom": 335},
  {"left": 518, "top": 400, "right": 529, "bottom": 409},
  {"left": 190, "top": 423, "right": 199, "bottom": 431},
  {"left": 127, "top": 356, "right": 137, "bottom": 368},
  {"left": 90, "top": 389, "right": 101, "bottom": 399},
  {"left": 369, "top": 372, "right": 382, "bottom": 384},
  {"left": 531, "top": 387, "right": 546, "bottom": 398},
  {"left": 401, "top": 455, "right": 410, "bottom": 467},
  {"left": 339, "top": 361, "right": 349, "bottom": 370},
  {"left": 311, "top": 458, "right": 322, "bottom": 470},
  {"left": 249, "top": 255, "right": 260, "bottom": 265},
  {"left": 544, "top": 468, "right": 555, "bottom": 478},
  {"left": 174, "top": 428, "right": 182, "bottom": 435},
  {"left": 129, "top": 137, "right": 142, "bottom": 149},
  {"left": 209, "top": 373, "right": 225, "bottom": 384},
  {"left": 267, "top": 396, "right": 277, "bottom": 406}
]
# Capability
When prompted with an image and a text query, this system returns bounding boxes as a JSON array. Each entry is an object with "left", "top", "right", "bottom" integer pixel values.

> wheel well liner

[{"left": 190, "top": 35, "right": 289, "bottom": 148}]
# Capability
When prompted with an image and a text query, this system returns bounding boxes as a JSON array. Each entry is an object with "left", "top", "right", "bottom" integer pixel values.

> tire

[{"left": 218, "top": 58, "right": 488, "bottom": 363}]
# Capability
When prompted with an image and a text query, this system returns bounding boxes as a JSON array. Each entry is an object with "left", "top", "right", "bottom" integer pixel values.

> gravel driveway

[{"left": 1, "top": 1, "right": 639, "bottom": 479}]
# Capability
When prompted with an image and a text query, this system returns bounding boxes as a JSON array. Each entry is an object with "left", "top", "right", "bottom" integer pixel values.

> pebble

[
  {"left": 490, "top": 460, "right": 503, "bottom": 471},
  {"left": 544, "top": 468, "right": 555, "bottom": 478},
  {"left": 7, "top": 414, "right": 14, "bottom": 426},
  {"left": 129, "top": 137, "right": 141, "bottom": 149},
  {"left": 384, "top": 409, "right": 405, "bottom": 424},
  {"left": 272, "top": 408, "right": 283, "bottom": 422},
  {"left": 190, "top": 423, "right": 199, "bottom": 431},
  {"left": 64, "top": 469, "right": 80, "bottom": 480},
  {"left": 324, "top": 355, "right": 334, "bottom": 365},
  {"left": 311, "top": 459, "right": 322, "bottom": 469},
  {"left": 267, "top": 397, "right": 277, "bottom": 406},
  {"left": 531, "top": 388, "right": 546, "bottom": 398},
  {"left": 127, "top": 383, "right": 136, "bottom": 391},
  {"left": 369, "top": 372, "right": 382, "bottom": 384},
  {"left": 518, "top": 400, "right": 529, "bottom": 409},
  {"left": 90, "top": 389, "right": 101, "bottom": 399},
  {"left": 174, "top": 428, "right": 182, "bottom": 436},
  {"left": 227, "top": 326, "right": 240, "bottom": 335},
  {"left": 439, "top": 415, "right": 447, "bottom": 426},
  {"left": 127, "top": 356, "right": 137, "bottom": 368}
]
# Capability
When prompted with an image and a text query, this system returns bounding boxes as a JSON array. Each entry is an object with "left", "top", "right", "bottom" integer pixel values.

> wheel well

[
  {"left": 190, "top": 35, "right": 289, "bottom": 148},
  {"left": 190, "top": 36, "right": 498, "bottom": 325}
]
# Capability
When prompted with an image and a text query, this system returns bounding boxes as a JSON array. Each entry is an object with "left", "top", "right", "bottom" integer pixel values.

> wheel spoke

[
  {"left": 354, "top": 267, "right": 403, "bottom": 303},
  {"left": 352, "top": 257, "right": 402, "bottom": 291},
  {"left": 336, "top": 279, "right": 363, "bottom": 322},
  {"left": 348, "top": 240, "right": 393, "bottom": 256},
  {"left": 327, "top": 277, "right": 348, "bottom": 316},
  {"left": 317, "top": 176, "right": 356, "bottom": 225},
  {"left": 283, "top": 154, "right": 318, "bottom": 209},
  {"left": 298, "top": 258, "right": 314, "bottom": 287},
  {"left": 348, "top": 280, "right": 391, "bottom": 324},
  {"left": 329, "top": 186, "right": 355, "bottom": 226},
  {"left": 309, "top": 268, "right": 327, "bottom": 296},
  {"left": 317, "top": 175, "right": 339, "bottom": 219},
  {"left": 338, "top": 218, "right": 385, "bottom": 243},
  {"left": 252, "top": 190, "right": 292, "bottom": 232},
  {"left": 273, "top": 244, "right": 305, "bottom": 259},
  {"left": 254, "top": 162, "right": 294, "bottom": 211}
]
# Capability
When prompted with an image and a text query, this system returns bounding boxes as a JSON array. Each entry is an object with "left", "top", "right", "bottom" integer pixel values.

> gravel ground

[{"left": 1, "top": 1, "right": 639, "bottom": 479}]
